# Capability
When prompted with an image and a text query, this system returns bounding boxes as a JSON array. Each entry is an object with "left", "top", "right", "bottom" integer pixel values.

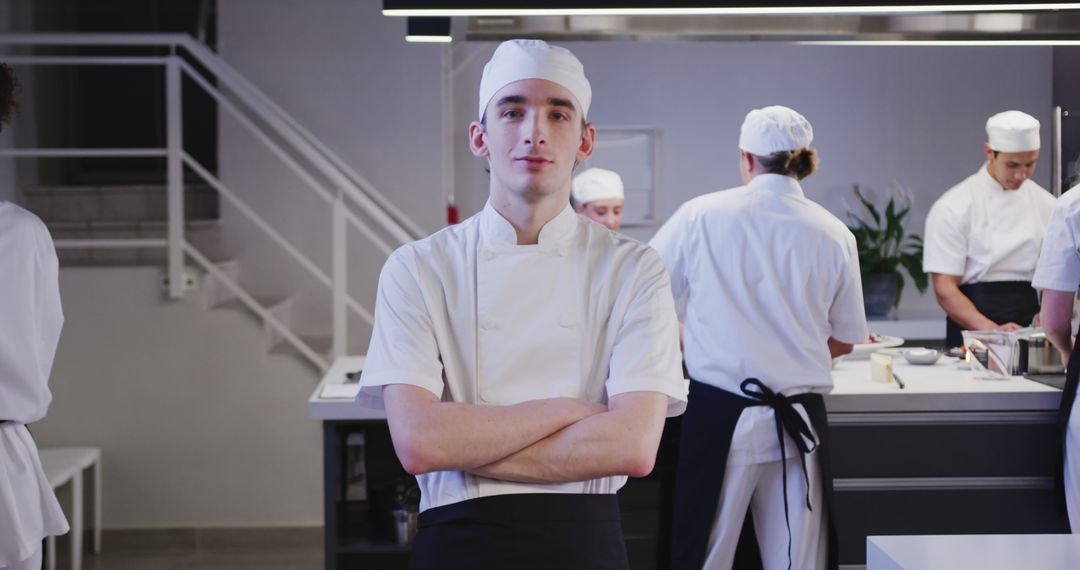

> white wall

[
  {"left": 32, "top": 267, "right": 323, "bottom": 528},
  {"left": 217, "top": 0, "right": 444, "bottom": 350},
  {"left": 453, "top": 42, "right": 1054, "bottom": 320}
]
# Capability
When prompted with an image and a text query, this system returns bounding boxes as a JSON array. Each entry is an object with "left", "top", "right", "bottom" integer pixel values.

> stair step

[
  {"left": 50, "top": 219, "right": 225, "bottom": 267},
  {"left": 21, "top": 184, "right": 218, "bottom": 223}
]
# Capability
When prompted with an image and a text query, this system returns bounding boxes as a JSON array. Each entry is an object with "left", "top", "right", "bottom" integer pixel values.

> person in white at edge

[
  {"left": 1032, "top": 181, "right": 1080, "bottom": 533},
  {"left": 651, "top": 106, "right": 867, "bottom": 570},
  {"left": 0, "top": 63, "right": 69, "bottom": 570},
  {"left": 357, "top": 39, "right": 686, "bottom": 570},
  {"left": 924, "top": 110, "right": 1055, "bottom": 348},
  {"left": 572, "top": 167, "right": 625, "bottom": 231}
]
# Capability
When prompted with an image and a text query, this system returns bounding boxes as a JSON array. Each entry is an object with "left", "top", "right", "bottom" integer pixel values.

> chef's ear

[
  {"left": 469, "top": 121, "right": 489, "bottom": 158},
  {"left": 575, "top": 122, "right": 597, "bottom": 163},
  {"left": 983, "top": 142, "right": 996, "bottom": 163}
]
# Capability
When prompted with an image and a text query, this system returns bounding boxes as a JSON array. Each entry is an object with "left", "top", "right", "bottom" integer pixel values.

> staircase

[{"left": 1, "top": 33, "right": 427, "bottom": 374}]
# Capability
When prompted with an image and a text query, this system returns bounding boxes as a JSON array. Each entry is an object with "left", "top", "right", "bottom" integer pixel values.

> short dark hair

[{"left": 0, "top": 63, "right": 17, "bottom": 130}]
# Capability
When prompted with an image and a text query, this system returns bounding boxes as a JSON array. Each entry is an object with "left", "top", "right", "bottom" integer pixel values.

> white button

[
  {"left": 559, "top": 316, "right": 576, "bottom": 328},
  {"left": 480, "top": 249, "right": 495, "bottom": 261},
  {"left": 481, "top": 318, "right": 500, "bottom": 330},
  {"left": 480, "top": 389, "right": 493, "bottom": 402},
  {"left": 557, "top": 246, "right": 569, "bottom": 257}
]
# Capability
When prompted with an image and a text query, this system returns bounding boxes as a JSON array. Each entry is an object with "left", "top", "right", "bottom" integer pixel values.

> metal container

[{"left": 1017, "top": 331, "right": 1066, "bottom": 375}]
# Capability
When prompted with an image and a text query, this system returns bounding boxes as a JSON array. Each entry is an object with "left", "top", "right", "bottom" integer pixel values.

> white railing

[{"left": 0, "top": 33, "right": 423, "bottom": 372}]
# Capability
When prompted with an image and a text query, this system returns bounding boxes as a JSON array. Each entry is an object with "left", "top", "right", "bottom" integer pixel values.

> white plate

[{"left": 846, "top": 336, "right": 905, "bottom": 360}]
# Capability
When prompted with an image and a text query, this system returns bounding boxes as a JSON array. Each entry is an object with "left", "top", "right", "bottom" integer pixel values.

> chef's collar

[
  {"left": 747, "top": 173, "right": 804, "bottom": 197},
  {"left": 480, "top": 200, "right": 579, "bottom": 249}
]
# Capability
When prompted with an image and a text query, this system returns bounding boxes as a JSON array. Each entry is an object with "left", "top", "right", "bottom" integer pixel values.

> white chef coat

[
  {"left": 1031, "top": 184, "right": 1080, "bottom": 532},
  {"left": 0, "top": 201, "right": 69, "bottom": 566},
  {"left": 924, "top": 165, "right": 1055, "bottom": 285},
  {"left": 651, "top": 173, "right": 867, "bottom": 464},
  {"left": 359, "top": 201, "right": 687, "bottom": 513}
]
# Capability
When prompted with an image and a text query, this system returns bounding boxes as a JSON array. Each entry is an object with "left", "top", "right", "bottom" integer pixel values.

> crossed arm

[{"left": 383, "top": 384, "right": 669, "bottom": 483}]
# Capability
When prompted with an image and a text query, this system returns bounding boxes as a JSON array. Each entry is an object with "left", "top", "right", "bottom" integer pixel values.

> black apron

[
  {"left": 945, "top": 281, "right": 1040, "bottom": 348},
  {"left": 1057, "top": 326, "right": 1080, "bottom": 531},
  {"left": 410, "top": 493, "right": 628, "bottom": 570},
  {"left": 671, "top": 379, "right": 838, "bottom": 570}
]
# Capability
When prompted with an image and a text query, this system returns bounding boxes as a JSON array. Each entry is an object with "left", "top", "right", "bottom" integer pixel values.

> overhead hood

[{"left": 460, "top": 12, "right": 1080, "bottom": 43}]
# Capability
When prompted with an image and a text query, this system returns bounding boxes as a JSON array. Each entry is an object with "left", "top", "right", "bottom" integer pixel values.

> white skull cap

[
  {"left": 738, "top": 105, "right": 814, "bottom": 156},
  {"left": 572, "top": 168, "right": 624, "bottom": 204},
  {"left": 477, "top": 39, "right": 592, "bottom": 122},
  {"left": 986, "top": 110, "right": 1040, "bottom": 152}
]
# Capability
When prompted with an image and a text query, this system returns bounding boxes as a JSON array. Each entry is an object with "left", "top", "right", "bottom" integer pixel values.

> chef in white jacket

[
  {"left": 651, "top": 105, "right": 867, "bottom": 570},
  {"left": 0, "top": 62, "right": 69, "bottom": 570},
  {"left": 924, "top": 110, "right": 1055, "bottom": 348},
  {"left": 572, "top": 167, "right": 625, "bottom": 231},
  {"left": 358, "top": 40, "right": 686, "bottom": 570},
  {"left": 1032, "top": 182, "right": 1080, "bottom": 532}
]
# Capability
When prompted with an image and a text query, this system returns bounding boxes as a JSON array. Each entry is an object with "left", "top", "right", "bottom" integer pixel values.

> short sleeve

[
  {"left": 1033, "top": 196, "right": 1080, "bottom": 293},
  {"left": 648, "top": 203, "right": 690, "bottom": 320},
  {"left": 828, "top": 231, "right": 870, "bottom": 344},
  {"left": 358, "top": 249, "right": 445, "bottom": 409},
  {"left": 922, "top": 196, "right": 969, "bottom": 276},
  {"left": 605, "top": 250, "right": 688, "bottom": 417}
]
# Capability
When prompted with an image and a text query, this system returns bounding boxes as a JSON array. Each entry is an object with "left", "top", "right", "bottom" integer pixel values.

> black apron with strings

[
  {"left": 944, "top": 281, "right": 1040, "bottom": 348},
  {"left": 1056, "top": 323, "right": 1080, "bottom": 531},
  {"left": 671, "top": 379, "right": 839, "bottom": 570}
]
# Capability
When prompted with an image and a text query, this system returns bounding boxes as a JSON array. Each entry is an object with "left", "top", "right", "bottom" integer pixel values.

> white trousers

[
  {"left": 702, "top": 452, "right": 827, "bottom": 570},
  {"left": 1067, "top": 398, "right": 1080, "bottom": 533},
  {"left": 0, "top": 547, "right": 41, "bottom": 570}
]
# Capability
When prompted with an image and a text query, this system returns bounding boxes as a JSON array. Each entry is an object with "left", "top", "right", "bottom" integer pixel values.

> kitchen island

[
  {"left": 825, "top": 354, "right": 1067, "bottom": 566},
  {"left": 310, "top": 355, "right": 1069, "bottom": 569}
]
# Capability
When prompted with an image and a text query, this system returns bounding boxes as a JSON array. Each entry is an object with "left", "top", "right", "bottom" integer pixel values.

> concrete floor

[{"left": 47, "top": 527, "right": 323, "bottom": 570}]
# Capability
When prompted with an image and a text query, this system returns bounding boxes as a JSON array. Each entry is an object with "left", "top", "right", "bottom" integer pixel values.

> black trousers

[{"left": 410, "top": 493, "right": 629, "bottom": 570}]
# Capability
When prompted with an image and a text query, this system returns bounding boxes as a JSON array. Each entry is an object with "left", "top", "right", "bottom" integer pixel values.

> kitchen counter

[
  {"left": 827, "top": 355, "right": 1061, "bottom": 413},
  {"left": 308, "top": 355, "right": 1071, "bottom": 567},
  {"left": 308, "top": 355, "right": 1063, "bottom": 420}
]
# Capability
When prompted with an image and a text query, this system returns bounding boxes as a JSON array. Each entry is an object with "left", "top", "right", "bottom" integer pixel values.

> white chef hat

[
  {"left": 477, "top": 39, "right": 592, "bottom": 122},
  {"left": 738, "top": 105, "right": 814, "bottom": 156},
  {"left": 986, "top": 110, "right": 1040, "bottom": 152},
  {"left": 572, "top": 168, "right": 624, "bottom": 205}
]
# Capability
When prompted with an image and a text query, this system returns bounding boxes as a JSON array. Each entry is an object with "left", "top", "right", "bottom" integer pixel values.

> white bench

[
  {"left": 868, "top": 534, "right": 1080, "bottom": 569},
  {"left": 38, "top": 447, "right": 101, "bottom": 570}
]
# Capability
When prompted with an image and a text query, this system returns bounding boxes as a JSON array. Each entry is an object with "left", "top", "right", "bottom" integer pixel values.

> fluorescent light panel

[
  {"left": 385, "top": 4, "right": 1080, "bottom": 17},
  {"left": 406, "top": 35, "right": 453, "bottom": 42},
  {"left": 801, "top": 39, "right": 1080, "bottom": 44}
]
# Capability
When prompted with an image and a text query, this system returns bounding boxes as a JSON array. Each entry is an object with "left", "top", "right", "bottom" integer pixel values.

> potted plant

[{"left": 845, "top": 183, "right": 928, "bottom": 318}]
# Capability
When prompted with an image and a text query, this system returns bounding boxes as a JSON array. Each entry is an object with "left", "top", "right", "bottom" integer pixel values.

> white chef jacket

[
  {"left": 1031, "top": 184, "right": 1080, "bottom": 532},
  {"left": 650, "top": 174, "right": 868, "bottom": 464},
  {"left": 923, "top": 165, "right": 1055, "bottom": 285},
  {"left": 0, "top": 202, "right": 69, "bottom": 566},
  {"left": 359, "top": 201, "right": 687, "bottom": 512}
]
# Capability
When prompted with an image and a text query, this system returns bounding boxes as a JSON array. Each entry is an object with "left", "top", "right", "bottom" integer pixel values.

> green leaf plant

[{"left": 845, "top": 183, "right": 929, "bottom": 308}]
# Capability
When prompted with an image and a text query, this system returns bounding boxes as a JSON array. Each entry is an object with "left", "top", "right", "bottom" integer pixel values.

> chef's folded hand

[{"left": 993, "top": 322, "right": 1024, "bottom": 332}]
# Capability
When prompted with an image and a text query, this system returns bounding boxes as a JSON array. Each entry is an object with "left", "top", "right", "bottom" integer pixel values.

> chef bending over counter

[{"left": 923, "top": 110, "right": 1055, "bottom": 348}]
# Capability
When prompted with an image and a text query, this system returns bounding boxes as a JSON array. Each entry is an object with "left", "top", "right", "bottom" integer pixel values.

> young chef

[
  {"left": 650, "top": 105, "right": 867, "bottom": 570},
  {"left": 924, "top": 110, "right": 1055, "bottom": 348},
  {"left": 1031, "top": 182, "right": 1080, "bottom": 532},
  {"left": 572, "top": 167, "right": 625, "bottom": 231},
  {"left": 0, "top": 62, "right": 69, "bottom": 570},
  {"left": 358, "top": 39, "right": 686, "bottom": 569}
]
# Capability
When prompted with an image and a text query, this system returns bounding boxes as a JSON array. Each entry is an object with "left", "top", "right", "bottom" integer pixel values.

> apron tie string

[{"left": 740, "top": 378, "right": 819, "bottom": 570}]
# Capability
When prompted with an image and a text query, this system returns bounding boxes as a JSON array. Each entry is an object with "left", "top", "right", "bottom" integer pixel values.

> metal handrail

[{"left": 0, "top": 33, "right": 418, "bottom": 368}]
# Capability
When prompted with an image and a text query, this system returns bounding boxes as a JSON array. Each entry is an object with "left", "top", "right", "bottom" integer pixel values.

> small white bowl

[{"left": 900, "top": 348, "right": 941, "bottom": 365}]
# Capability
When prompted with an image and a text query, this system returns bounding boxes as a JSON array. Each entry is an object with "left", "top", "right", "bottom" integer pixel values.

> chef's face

[
  {"left": 984, "top": 144, "right": 1040, "bottom": 191},
  {"left": 469, "top": 79, "right": 595, "bottom": 203},
  {"left": 576, "top": 198, "right": 624, "bottom": 231}
]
